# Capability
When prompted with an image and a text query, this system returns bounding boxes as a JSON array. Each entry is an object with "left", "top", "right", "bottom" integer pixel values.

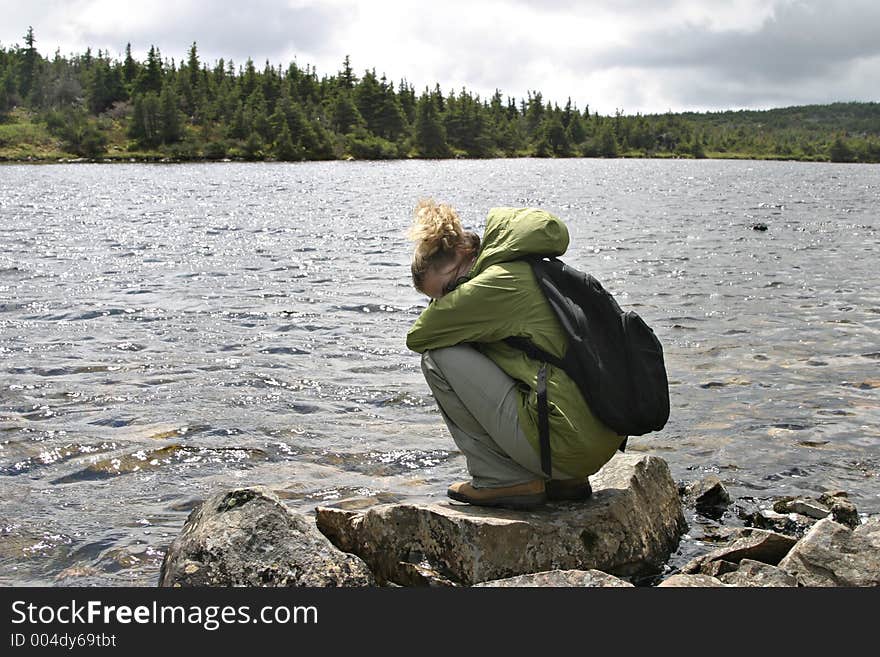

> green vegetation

[{"left": 1, "top": 27, "right": 878, "bottom": 163}]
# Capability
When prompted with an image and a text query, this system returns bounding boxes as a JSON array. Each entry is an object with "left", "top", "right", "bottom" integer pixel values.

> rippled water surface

[{"left": 1, "top": 159, "right": 878, "bottom": 585}]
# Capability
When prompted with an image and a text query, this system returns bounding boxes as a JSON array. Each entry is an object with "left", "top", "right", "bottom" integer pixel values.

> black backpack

[{"left": 505, "top": 256, "right": 670, "bottom": 477}]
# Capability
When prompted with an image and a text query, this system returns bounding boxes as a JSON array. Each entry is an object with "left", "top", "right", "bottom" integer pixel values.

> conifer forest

[{"left": 1, "top": 28, "right": 878, "bottom": 163}]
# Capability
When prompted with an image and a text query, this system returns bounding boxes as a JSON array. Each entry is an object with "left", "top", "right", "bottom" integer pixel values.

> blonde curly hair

[{"left": 408, "top": 199, "right": 480, "bottom": 292}]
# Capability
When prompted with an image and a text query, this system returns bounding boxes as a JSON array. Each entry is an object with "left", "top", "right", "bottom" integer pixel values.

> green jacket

[{"left": 406, "top": 207, "right": 624, "bottom": 478}]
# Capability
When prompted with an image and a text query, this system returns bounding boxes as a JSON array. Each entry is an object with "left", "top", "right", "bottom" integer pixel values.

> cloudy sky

[{"left": 1, "top": 0, "right": 878, "bottom": 115}]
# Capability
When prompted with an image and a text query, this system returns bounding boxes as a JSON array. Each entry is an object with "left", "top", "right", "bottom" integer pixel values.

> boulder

[
  {"left": 747, "top": 508, "right": 815, "bottom": 538},
  {"left": 657, "top": 574, "right": 726, "bottom": 587},
  {"left": 475, "top": 569, "right": 634, "bottom": 587},
  {"left": 717, "top": 559, "right": 798, "bottom": 587},
  {"left": 684, "top": 475, "right": 731, "bottom": 518},
  {"left": 773, "top": 497, "right": 830, "bottom": 520},
  {"left": 316, "top": 454, "right": 686, "bottom": 586},
  {"left": 778, "top": 517, "right": 880, "bottom": 587},
  {"left": 158, "top": 487, "right": 374, "bottom": 587},
  {"left": 701, "top": 559, "right": 739, "bottom": 578},
  {"left": 818, "top": 491, "right": 860, "bottom": 529},
  {"left": 681, "top": 528, "right": 797, "bottom": 575}
]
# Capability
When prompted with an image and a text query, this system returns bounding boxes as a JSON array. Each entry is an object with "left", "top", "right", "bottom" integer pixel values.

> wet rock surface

[
  {"left": 777, "top": 517, "right": 880, "bottom": 586},
  {"left": 158, "top": 487, "right": 373, "bottom": 587},
  {"left": 316, "top": 454, "right": 686, "bottom": 586},
  {"left": 818, "top": 491, "right": 860, "bottom": 529},
  {"left": 668, "top": 485, "right": 878, "bottom": 587},
  {"left": 731, "top": 490, "right": 863, "bottom": 540},
  {"left": 681, "top": 475, "right": 731, "bottom": 519},
  {"left": 681, "top": 528, "right": 798, "bottom": 575}
]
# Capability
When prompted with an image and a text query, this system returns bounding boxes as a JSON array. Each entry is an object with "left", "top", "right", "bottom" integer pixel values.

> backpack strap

[
  {"left": 536, "top": 363, "right": 552, "bottom": 478},
  {"left": 505, "top": 336, "right": 558, "bottom": 478}
]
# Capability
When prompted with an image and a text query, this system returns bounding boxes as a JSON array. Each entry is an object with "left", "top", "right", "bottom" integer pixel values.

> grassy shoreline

[
  {"left": 0, "top": 152, "right": 860, "bottom": 165},
  {"left": 2, "top": 107, "right": 873, "bottom": 165}
]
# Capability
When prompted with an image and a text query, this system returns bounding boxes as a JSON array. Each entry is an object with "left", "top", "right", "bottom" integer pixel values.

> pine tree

[
  {"left": 397, "top": 79, "right": 416, "bottom": 125},
  {"left": 129, "top": 92, "right": 162, "bottom": 147},
  {"left": 354, "top": 69, "right": 384, "bottom": 136},
  {"left": 338, "top": 55, "right": 356, "bottom": 90},
  {"left": 598, "top": 123, "right": 618, "bottom": 157},
  {"left": 274, "top": 121, "right": 298, "bottom": 160},
  {"left": 243, "top": 130, "right": 263, "bottom": 159},
  {"left": 19, "top": 27, "right": 39, "bottom": 101},
  {"left": 159, "top": 83, "right": 183, "bottom": 143},
  {"left": 567, "top": 110, "right": 587, "bottom": 146},
  {"left": 260, "top": 60, "right": 281, "bottom": 109},
  {"left": 525, "top": 91, "right": 544, "bottom": 137},
  {"left": 134, "top": 46, "right": 163, "bottom": 95},
  {"left": 432, "top": 84, "right": 445, "bottom": 113},
  {"left": 270, "top": 89, "right": 321, "bottom": 158},
  {"left": 537, "top": 113, "right": 571, "bottom": 157},
  {"left": 829, "top": 134, "right": 855, "bottom": 162},
  {"left": 330, "top": 91, "right": 365, "bottom": 134},
  {"left": 414, "top": 91, "right": 449, "bottom": 157},
  {"left": 123, "top": 43, "right": 138, "bottom": 86},
  {"left": 245, "top": 87, "right": 270, "bottom": 141},
  {"left": 86, "top": 55, "right": 125, "bottom": 114},
  {"left": 376, "top": 74, "right": 407, "bottom": 141},
  {"left": 286, "top": 99, "right": 320, "bottom": 156},
  {"left": 241, "top": 58, "right": 257, "bottom": 98},
  {"left": 228, "top": 100, "right": 248, "bottom": 140},
  {"left": 444, "top": 89, "right": 491, "bottom": 156},
  {"left": 186, "top": 43, "right": 200, "bottom": 90}
]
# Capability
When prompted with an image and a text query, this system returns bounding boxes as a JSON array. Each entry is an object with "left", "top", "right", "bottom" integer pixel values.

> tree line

[{"left": 1, "top": 27, "right": 878, "bottom": 163}]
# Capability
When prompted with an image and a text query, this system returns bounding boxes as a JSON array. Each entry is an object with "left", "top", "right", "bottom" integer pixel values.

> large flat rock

[
  {"left": 316, "top": 454, "right": 686, "bottom": 586},
  {"left": 159, "top": 487, "right": 374, "bottom": 587}
]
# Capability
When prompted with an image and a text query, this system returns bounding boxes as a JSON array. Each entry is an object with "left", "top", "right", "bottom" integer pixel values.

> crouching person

[{"left": 405, "top": 200, "right": 625, "bottom": 509}]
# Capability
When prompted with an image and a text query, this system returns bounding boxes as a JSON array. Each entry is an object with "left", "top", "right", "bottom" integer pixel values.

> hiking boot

[
  {"left": 447, "top": 480, "right": 546, "bottom": 510},
  {"left": 546, "top": 478, "right": 592, "bottom": 502}
]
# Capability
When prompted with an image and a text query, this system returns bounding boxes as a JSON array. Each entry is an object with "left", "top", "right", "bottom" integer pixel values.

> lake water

[{"left": 1, "top": 158, "right": 878, "bottom": 586}]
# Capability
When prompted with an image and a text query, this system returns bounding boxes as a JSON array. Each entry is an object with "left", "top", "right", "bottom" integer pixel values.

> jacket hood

[{"left": 471, "top": 207, "right": 570, "bottom": 276}]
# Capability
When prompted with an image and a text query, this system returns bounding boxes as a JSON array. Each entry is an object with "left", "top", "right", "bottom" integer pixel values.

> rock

[
  {"left": 747, "top": 507, "right": 816, "bottom": 538},
  {"left": 787, "top": 500, "right": 831, "bottom": 520},
  {"left": 702, "top": 559, "right": 739, "bottom": 578},
  {"left": 681, "top": 528, "right": 797, "bottom": 575},
  {"left": 818, "top": 491, "right": 860, "bottom": 529},
  {"left": 684, "top": 475, "right": 731, "bottom": 518},
  {"left": 773, "top": 497, "right": 830, "bottom": 520},
  {"left": 778, "top": 517, "right": 880, "bottom": 586},
  {"left": 751, "top": 509, "right": 816, "bottom": 538},
  {"left": 158, "top": 487, "right": 374, "bottom": 587},
  {"left": 657, "top": 574, "right": 726, "bottom": 587},
  {"left": 475, "top": 569, "right": 634, "bottom": 587},
  {"left": 316, "top": 454, "right": 686, "bottom": 586},
  {"left": 717, "top": 559, "right": 798, "bottom": 587}
]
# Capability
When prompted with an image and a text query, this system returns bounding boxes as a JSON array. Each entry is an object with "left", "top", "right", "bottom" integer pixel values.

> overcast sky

[{"left": 1, "top": 0, "right": 878, "bottom": 115}]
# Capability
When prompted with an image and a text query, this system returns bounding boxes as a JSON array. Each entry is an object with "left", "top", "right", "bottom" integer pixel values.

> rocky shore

[{"left": 159, "top": 453, "right": 879, "bottom": 587}]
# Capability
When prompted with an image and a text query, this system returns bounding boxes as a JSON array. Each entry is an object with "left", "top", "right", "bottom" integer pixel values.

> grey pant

[{"left": 421, "top": 345, "right": 572, "bottom": 488}]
